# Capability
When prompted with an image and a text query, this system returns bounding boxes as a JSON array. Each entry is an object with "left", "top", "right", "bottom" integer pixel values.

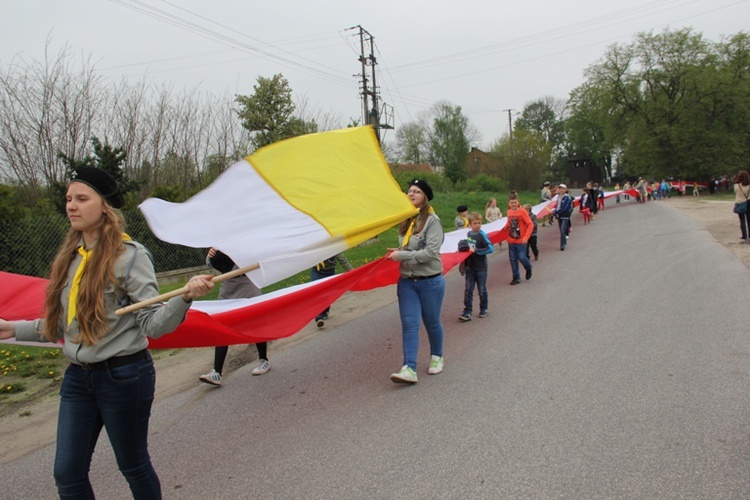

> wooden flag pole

[{"left": 115, "top": 262, "right": 260, "bottom": 316}]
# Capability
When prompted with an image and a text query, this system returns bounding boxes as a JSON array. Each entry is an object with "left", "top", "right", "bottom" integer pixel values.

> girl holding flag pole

[
  {"left": 0, "top": 167, "right": 214, "bottom": 499},
  {"left": 387, "top": 179, "right": 446, "bottom": 384}
]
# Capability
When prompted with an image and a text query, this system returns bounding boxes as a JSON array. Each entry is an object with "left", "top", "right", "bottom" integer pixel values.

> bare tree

[
  {"left": 296, "top": 94, "right": 348, "bottom": 132},
  {"left": 103, "top": 77, "right": 150, "bottom": 180},
  {"left": 0, "top": 42, "right": 351, "bottom": 205},
  {"left": 0, "top": 41, "right": 101, "bottom": 195}
]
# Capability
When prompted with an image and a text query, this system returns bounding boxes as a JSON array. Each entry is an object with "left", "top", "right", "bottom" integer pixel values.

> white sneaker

[
  {"left": 199, "top": 369, "right": 222, "bottom": 386},
  {"left": 428, "top": 355, "right": 444, "bottom": 375},
  {"left": 390, "top": 365, "right": 418, "bottom": 384},
  {"left": 252, "top": 359, "right": 270, "bottom": 376}
]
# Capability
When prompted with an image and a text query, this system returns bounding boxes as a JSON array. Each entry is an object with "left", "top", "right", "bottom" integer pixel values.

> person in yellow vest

[
  {"left": 0, "top": 167, "right": 214, "bottom": 498},
  {"left": 454, "top": 204, "right": 469, "bottom": 230}
]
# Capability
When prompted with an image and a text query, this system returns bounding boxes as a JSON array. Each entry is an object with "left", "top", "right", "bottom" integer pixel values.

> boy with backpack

[
  {"left": 459, "top": 212, "right": 494, "bottom": 321},
  {"left": 503, "top": 195, "right": 533, "bottom": 285}
]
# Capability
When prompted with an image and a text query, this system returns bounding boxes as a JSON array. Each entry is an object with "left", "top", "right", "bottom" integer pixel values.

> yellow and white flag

[{"left": 139, "top": 126, "right": 417, "bottom": 287}]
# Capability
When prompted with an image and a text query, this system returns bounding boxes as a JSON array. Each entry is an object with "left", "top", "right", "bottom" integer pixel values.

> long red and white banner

[{"left": 1, "top": 190, "right": 639, "bottom": 349}]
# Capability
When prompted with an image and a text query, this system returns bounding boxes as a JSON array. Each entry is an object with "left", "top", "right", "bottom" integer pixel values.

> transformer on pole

[{"left": 348, "top": 25, "right": 394, "bottom": 143}]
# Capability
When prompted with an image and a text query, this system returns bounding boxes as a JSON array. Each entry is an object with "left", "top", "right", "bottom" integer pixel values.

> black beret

[
  {"left": 408, "top": 178, "right": 434, "bottom": 201},
  {"left": 70, "top": 167, "right": 125, "bottom": 209},
  {"left": 457, "top": 205, "right": 468, "bottom": 212}
]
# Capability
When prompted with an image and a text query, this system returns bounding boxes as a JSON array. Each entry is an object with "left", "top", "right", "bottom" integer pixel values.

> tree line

[
  {"left": 0, "top": 44, "right": 344, "bottom": 210},
  {"left": 1, "top": 28, "right": 748, "bottom": 209},
  {"left": 394, "top": 28, "right": 750, "bottom": 188}
]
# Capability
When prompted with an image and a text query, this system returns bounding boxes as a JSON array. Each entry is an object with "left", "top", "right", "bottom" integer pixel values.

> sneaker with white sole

[
  {"left": 459, "top": 313, "right": 471, "bottom": 322},
  {"left": 252, "top": 359, "right": 270, "bottom": 376},
  {"left": 478, "top": 310, "right": 488, "bottom": 318},
  {"left": 428, "top": 355, "right": 444, "bottom": 375},
  {"left": 199, "top": 369, "right": 222, "bottom": 386},
  {"left": 390, "top": 365, "right": 418, "bottom": 384}
]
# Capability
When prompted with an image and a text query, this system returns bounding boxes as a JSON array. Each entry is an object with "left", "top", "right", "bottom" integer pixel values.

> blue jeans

[
  {"left": 311, "top": 267, "right": 335, "bottom": 320},
  {"left": 558, "top": 217, "right": 570, "bottom": 249},
  {"left": 55, "top": 355, "right": 161, "bottom": 499},
  {"left": 463, "top": 268, "right": 488, "bottom": 314},
  {"left": 739, "top": 211, "right": 750, "bottom": 240},
  {"left": 508, "top": 243, "right": 531, "bottom": 280},
  {"left": 397, "top": 274, "right": 445, "bottom": 370}
]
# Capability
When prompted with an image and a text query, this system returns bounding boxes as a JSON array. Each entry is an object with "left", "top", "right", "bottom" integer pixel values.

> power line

[
  {"left": 160, "top": 0, "right": 351, "bottom": 78},
  {"left": 109, "top": 0, "right": 355, "bottom": 88},
  {"left": 394, "top": 0, "right": 747, "bottom": 90},
  {"left": 388, "top": 0, "right": 699, "bottom": 74}
]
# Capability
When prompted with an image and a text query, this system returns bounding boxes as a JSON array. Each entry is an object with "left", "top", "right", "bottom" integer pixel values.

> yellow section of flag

[{"left": 250, "top": 126, "right": 416, "bottom": 247}]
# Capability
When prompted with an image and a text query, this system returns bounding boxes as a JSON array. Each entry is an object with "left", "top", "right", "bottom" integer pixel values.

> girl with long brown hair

[
  {"left": 0, "top": 167, "right": 213, "bottom": 499},
  {"left": 387, "top": 178, "right": 445, "bottom": 384}
]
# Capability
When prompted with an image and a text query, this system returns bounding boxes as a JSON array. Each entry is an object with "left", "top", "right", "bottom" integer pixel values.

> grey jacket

[
  {"left": 395, "top": 212, "right": 444, "bottom": 278},
  {"left": 14, "top": 240, "right": 192, "bottom": 365}
]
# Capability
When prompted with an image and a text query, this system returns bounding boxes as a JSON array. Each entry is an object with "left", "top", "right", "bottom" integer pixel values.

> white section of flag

[{"left": 140, "top": 160, "right": 333, "bottom": 287}]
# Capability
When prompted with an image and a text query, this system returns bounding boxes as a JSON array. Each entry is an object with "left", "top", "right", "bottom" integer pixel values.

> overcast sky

[{"left": 2, "top": 0, "right": 748, "bottom": 149}]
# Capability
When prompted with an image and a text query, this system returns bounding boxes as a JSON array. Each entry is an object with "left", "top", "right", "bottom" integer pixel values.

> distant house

[
  {"left": 463, "top": 147, "right": 502, "bottom": 177},
  {"left": 567, "top": 156, "right": 601, "bottom": 188}
]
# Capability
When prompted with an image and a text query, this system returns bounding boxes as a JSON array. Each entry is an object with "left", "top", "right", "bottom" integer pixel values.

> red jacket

[{"left": 504, "top": 207, "right": 533, "bottom": 244}]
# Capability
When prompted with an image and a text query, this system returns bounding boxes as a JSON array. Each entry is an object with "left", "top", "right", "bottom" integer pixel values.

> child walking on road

[
  {"left": 459, "top": 212, "right": 494, "bottom": 321},
  {"left": 199, "top": 248, "right": 270, "bottom": 387},
  {"left": 503, "top": 195, "right": 533, "bottom": 285},
  {"left": 455, "top": 205, "right": 469, "bottom": 230},
  {"left": 554, "top": 184, "right": 574, "bottom": 251}
]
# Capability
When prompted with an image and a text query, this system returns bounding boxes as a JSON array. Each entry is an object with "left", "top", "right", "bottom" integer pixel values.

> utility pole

[
  {"left": 503, "top": 109, "right": 516, "bottom": 182},
  {"left": 348, "top": 25, "right": 393, "bottom": 143},
  {"left": 357, "top": 26, "right": 371, "bottom": 129},
  {"left": 502, "top": 108, "right": 515, "bottom": 143}
]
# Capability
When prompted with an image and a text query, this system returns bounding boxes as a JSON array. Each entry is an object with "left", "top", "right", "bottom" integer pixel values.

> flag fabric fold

[
  {"left": 139, "top": 126, "right": 417, "bottom": 288},
  {"left": 0, "top": 271, "right": 47, "bottom": 321}
]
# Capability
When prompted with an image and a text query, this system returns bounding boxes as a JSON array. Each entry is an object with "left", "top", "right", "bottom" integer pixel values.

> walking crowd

[{"left": 1, "top": 166, "right": 747, "bottom": 499}]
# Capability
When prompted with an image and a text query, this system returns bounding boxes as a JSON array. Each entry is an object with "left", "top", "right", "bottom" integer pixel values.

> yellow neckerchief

[
  {"left": 402, "top": 207, "right": 435, "bottom": 247},
  {"left": 461, "top": 216, "right": 469, "bottom": 228},
  {"left": 67, "top": 233, "right": 131, "bottom": 326}
]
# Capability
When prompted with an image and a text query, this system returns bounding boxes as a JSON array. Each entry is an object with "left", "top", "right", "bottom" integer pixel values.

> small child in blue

[{"left": 460, "top": 212, "right": 494, "bottom": 321}]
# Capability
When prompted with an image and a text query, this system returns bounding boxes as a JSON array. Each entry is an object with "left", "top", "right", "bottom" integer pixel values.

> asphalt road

[{"left": 3, "top": 200, "right": 750, "bottom": 499}]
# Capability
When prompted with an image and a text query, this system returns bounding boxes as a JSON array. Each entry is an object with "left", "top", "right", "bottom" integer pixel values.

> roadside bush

[{"left": 462, "top": 174, "right": 505, "bottom": 193}]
